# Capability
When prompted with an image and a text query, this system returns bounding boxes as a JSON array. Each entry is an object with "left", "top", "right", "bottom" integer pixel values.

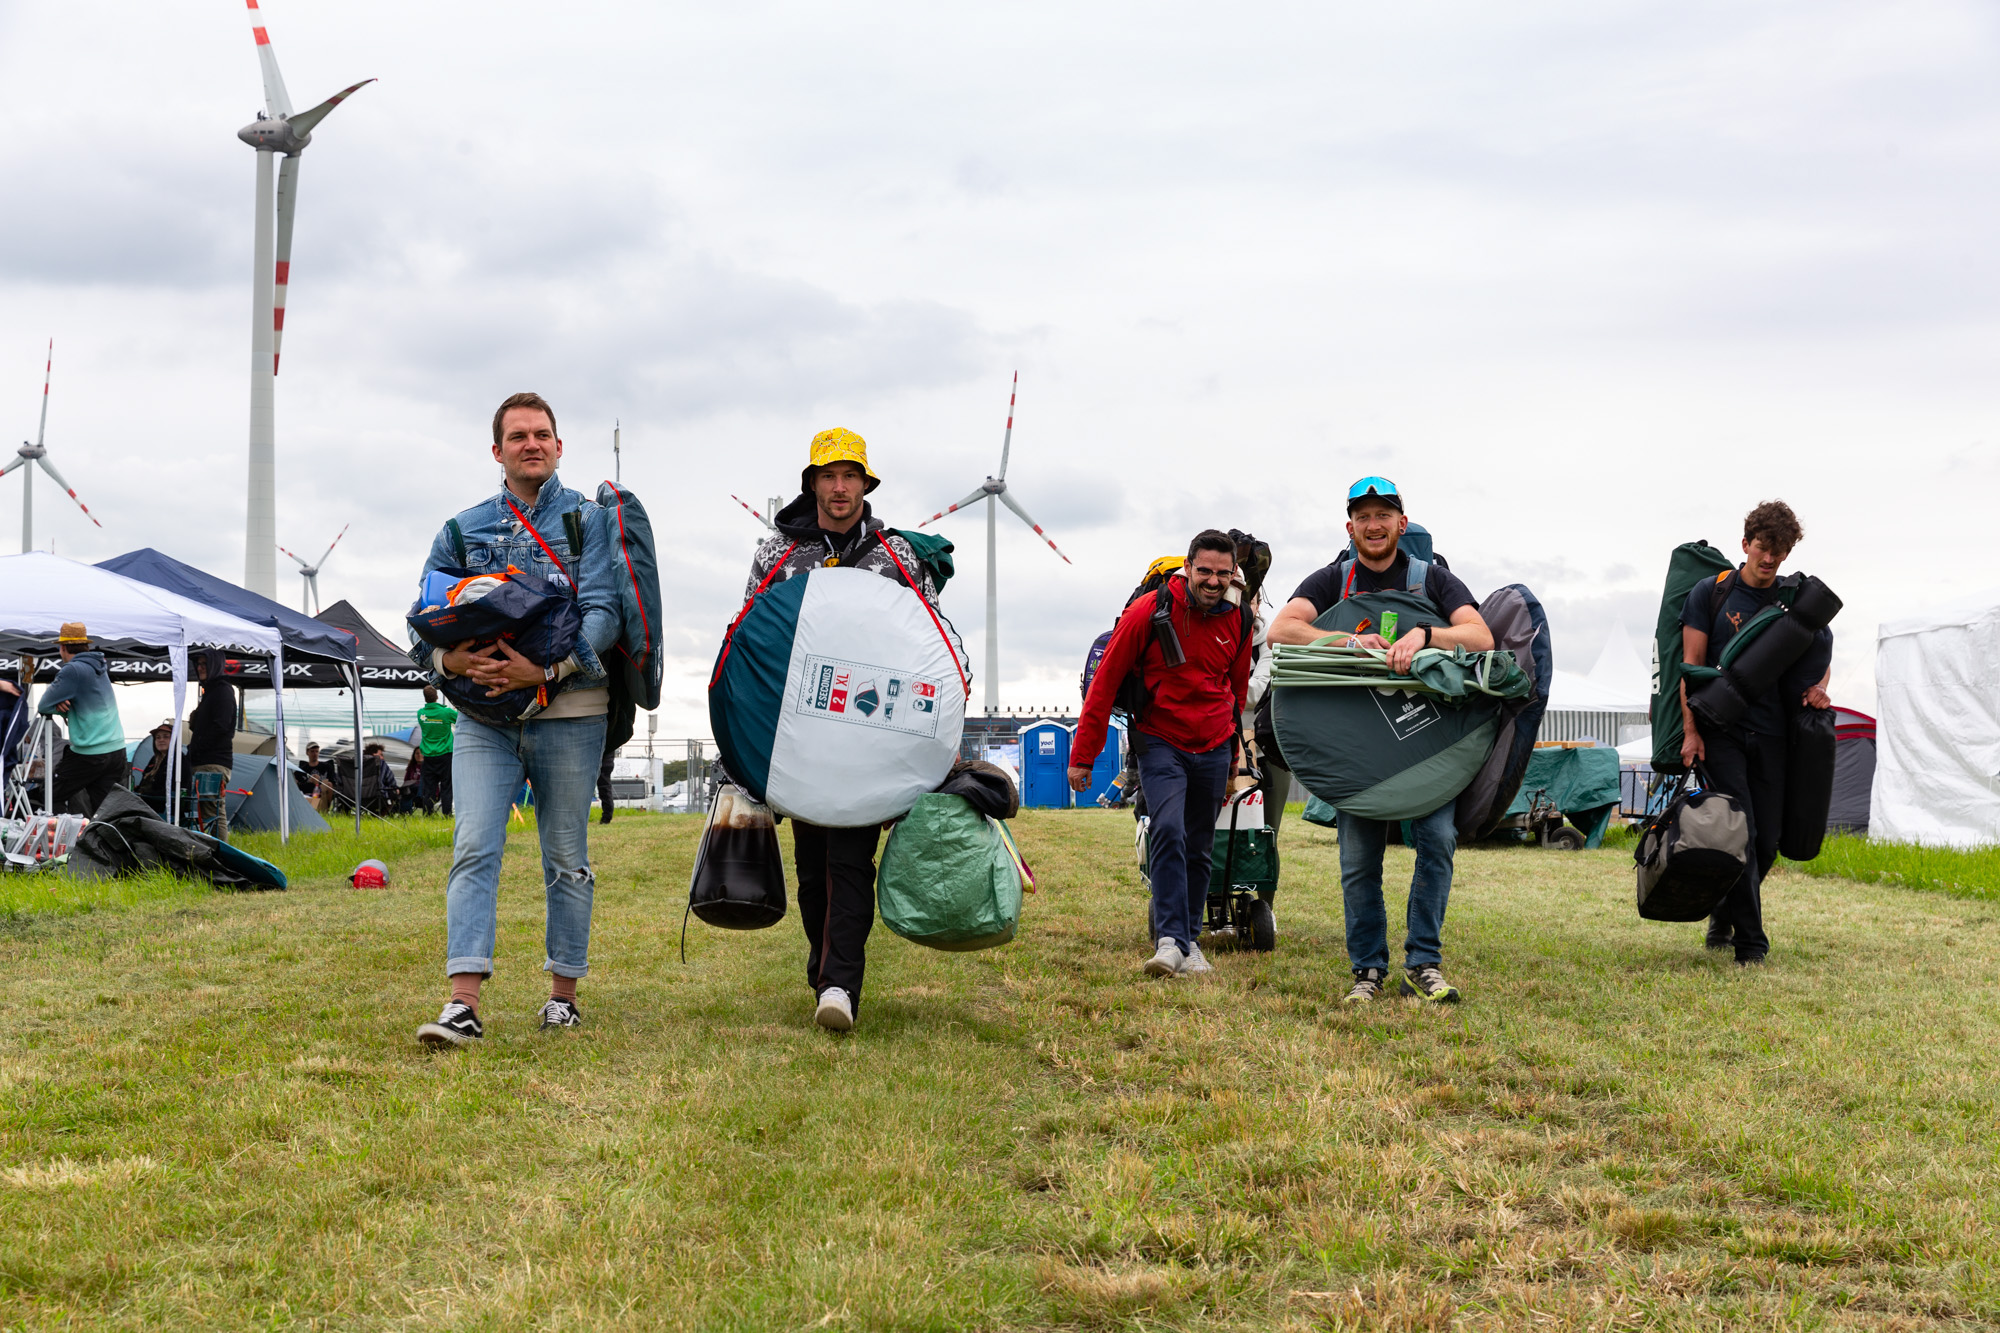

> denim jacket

[{"left": 410, "top": 473, "right": 619, "bottom": 698}]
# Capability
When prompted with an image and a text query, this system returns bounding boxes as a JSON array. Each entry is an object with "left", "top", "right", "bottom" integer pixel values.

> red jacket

[{"left": 1073, "top": 576, "right": 1251, "bottom": 768}]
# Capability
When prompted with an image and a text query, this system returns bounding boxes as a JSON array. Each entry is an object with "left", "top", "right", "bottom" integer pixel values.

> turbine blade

[
  {"left": 731, "top": 494, "right": 775, "bottom": 530},
  {"left": 0, "top": 453, "right": 24, "bottom": 479},
  {"left": 316, "top": 523, "right": 349, "bottom": 566},
  {"left": 997, "top": 490, "right": 1071, "bottom": 564},
  {"left": 33, "top": 455, "right": 101, "bottom": 528},
  {"left": 272, "top": 153, "right": 300, "bottom": 375},
  {"left": 996, "top": 370, "right": 1017, "bottom": 481},
  {"left": 917, "top": 486, "right": 989, "bottom": 529},
  {"left": 245, "top": 0, "right": 294, "bottom": 119},
  {"left": 286, "top": 78, "right": 376, "bottom": 137},
  {"left": 34, "top": 339, "right": 51, "bottom": 449},
  {"left": 277, "top": 543, "right": 311, "bottom": 569}
]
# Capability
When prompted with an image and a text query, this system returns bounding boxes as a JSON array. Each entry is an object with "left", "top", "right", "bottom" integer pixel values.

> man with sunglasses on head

[{"left": 1268, "top": 477, "right": 1491, "bottom": 1005}]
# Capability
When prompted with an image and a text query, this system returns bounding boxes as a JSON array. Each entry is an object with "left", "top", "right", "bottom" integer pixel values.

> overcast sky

[{"left": 4, "top": 0, "right": 1997, "bottom": 736}]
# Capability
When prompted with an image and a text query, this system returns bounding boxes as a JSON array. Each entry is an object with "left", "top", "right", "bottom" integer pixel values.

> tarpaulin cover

[
  {"left": 1871, "top": 592, "right": 2000, "bottom": 846},
  {"left": 1505, "top": 746, "right": 1622, "bottom": 829},
  {"left": 878, "top": 793, "right": 1021, "bottom": 951},
  {"left": 1272, "top": 591, "right": 1500, "bottom": 821},
  {"left": 710, "top": 566, "right": 968, "bottom": 827}
]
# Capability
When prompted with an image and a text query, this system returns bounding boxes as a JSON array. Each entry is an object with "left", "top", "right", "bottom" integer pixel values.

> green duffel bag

[{"left": 878, "top": 793, "right": 1024, "bottom": 951}]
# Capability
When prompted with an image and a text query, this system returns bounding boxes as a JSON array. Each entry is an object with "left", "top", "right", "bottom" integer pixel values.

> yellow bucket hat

[{"left": 801, "top": 427, "right": 881, "bottom": 495}]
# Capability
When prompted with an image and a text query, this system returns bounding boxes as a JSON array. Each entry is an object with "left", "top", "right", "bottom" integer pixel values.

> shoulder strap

[
  {"left": 1706, "top": 568, "right": 1736, "bottom": 619},
  {"left": 563, "top": 510, "right": 585, "bottom": 560},
  {"left": 445, "top": 519, "right": 468, "bottom": 567},
  {"left": 872, "top": 538, "right": 970, "bottom": 699},
  {"left": 709, "top": 544, "right": 798, "bottom": 689},
  {"left": 505, "top": 497, "right": 572, "bottom": 583}
]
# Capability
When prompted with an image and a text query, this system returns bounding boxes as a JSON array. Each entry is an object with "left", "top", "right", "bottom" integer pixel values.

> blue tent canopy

[{"left": 96, "top": 549, "right": 357, "bottom": 682}]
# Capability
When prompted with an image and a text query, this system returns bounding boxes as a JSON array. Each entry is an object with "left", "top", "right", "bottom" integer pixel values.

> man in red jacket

[{"left": 1070, "top": 531, "right": 1252, "bottom": 977}]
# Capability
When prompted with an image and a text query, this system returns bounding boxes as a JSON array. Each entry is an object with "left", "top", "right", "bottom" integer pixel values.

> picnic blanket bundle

[{"left": 709, "top": 566, "right": 969, "bottom": 827}]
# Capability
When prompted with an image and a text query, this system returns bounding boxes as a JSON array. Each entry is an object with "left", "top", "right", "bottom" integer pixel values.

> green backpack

[{"left": 878, "top": 793, "right": 1023, "bottom": 951}]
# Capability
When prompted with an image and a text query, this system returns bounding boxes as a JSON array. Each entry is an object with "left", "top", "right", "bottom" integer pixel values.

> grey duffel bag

[{"left": 1635, "top": 775, "right": 1749, "bottom": 921}]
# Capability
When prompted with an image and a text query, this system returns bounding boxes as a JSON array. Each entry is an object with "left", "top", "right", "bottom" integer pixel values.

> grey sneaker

[
  {"left": 1144, "top": 937, "right": 1187, "bottom": 978},
  {"left": 1400, "top": 964, "right": 1462, "bottom": 1004},
  {"left": 538, "top": 998, "right": 581, "bottom": 1030},
  {"left": 417, "top": 1002, "right": 483, "bottom": 1048},
  {"left": 814, "top": 987, "right": 855, "bottom": 1031},
  {"left": 1182, "top": 941, "right": 1214, "bottom": 974},
  {"left": 1343, "top": 968, "right": 1387, "bottom": 1004}
]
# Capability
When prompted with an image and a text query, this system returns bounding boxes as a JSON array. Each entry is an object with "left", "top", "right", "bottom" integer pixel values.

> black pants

[
  {"left": 792, "top": 822, "right": 883, "bottom": 1013},
  {"left": 1704, "top": 728, "right": 1783, "bottom": 960},
  {"left": 53, "top": 747, "right": 128, "bottom": 817},
  {"left": 421, "top": 754, "right": 453, "bottom": 815},
  {"left": 597, "top": 751, "right": 616, "bottom": 823}
]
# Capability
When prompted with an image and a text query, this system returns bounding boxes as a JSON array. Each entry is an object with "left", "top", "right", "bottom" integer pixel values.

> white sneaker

[
  {"left": 1182, "top": 941, "right": 1214, "bottom": 974},
  {"left": 1143, "top": 937, "right": 1186, "bottom": 977},
  {"left": 814, "top": 987, "right": 855, "bottom": 1031}
]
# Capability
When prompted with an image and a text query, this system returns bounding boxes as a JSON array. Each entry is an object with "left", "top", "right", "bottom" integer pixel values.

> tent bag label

[{"left": 795, "top": 655, "right": 942, "bottom": 738}]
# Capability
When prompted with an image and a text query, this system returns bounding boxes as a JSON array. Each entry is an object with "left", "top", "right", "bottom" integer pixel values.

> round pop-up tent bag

[
  {"left": 1273, "top": 592, "right": 1501, "bottom": 822},
  {"left": 710, "top": 566, "right": 968, "bottom": 827}
]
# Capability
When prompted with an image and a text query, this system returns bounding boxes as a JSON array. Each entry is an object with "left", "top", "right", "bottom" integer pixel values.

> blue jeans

[
  {"left": 1137, "top": 739, "right": 1232, "bottom": 953},
  {"left": 445, "top": 712, "right": 607, "bottom": 980},
  {"left": 1336, "top": 800, "right": 1457, "bottom": 973}
]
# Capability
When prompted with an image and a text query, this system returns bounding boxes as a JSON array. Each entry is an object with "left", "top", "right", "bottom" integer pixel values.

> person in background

[
  {"left": 1070, "top": 532, "right": 1253, "bottom": 979},
  {"left": 295, "top": 741, "right": 325, "bottom": 797},
  {"left": 415, "top": 685, "right": 457, "bottom": 816},
  {"left": 134, "top": 720, "right": 179, "bottom": 814},
  {"left": 742, "top": 428, "right": 944, "bottom": 1033},
  {"left": 400, "top": 749, "right": 423, "bottom": 814},
  {"left": 187, "top": 650, "right": 237, "bottom": 836},
  {"left": 1267, "top": 477, "right": 1493, "bottom": 1006},
  {"left": 361, "top": 743, "right": 399, "bottom": 815},
  {"left": 1678, "top": 499, "right": 1833, "bottom": 966},
  {"left": 414, "top": 391, "right": 619, "bottom": 1049},
  {"left": 37, "top": 622, "right": 129, "bottom": 816}
]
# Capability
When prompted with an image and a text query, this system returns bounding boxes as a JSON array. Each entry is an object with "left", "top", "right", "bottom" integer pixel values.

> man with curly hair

[{"left": 1678, "top": 500, "right": 1833, "bottom": 966}]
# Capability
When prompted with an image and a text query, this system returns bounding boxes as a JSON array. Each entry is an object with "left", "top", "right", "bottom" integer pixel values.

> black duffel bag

[
  {"left": 1780, "top": 706, "right": 1838, "bottom": 862},
  {"left": 1635, "top": 774, "right": 1749, "bottom": 921}
]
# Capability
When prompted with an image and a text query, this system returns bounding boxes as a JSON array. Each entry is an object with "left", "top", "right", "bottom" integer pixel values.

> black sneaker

[
  {"left": 417, "top": 1002, "right": 483, "bottom": 1048},
  {"left": 538, "top": 998, "right": 582, "bottom": 1030},
  {"left": 1735, "top": 954, "right": 1766, "bottom": 969},
  {"left": 1705, "top": 916, "right": 1734, "bottom": 950},
  {"left": 1400, "top": 965, "right": 1462, "bottom": 1004},
  {"left": 1342, "top": 968, "right": 1387, "bottom": 1004}
]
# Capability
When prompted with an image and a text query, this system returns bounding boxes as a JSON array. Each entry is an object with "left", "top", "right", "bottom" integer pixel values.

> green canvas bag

[{"left": 878, "top": 793, "right": 1023, "bottom": 951}]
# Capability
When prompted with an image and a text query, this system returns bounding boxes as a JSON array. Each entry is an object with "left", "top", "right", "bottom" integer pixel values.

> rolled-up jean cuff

[
  {"left": 445, "top": 956, "right": 494, "bottom": 978},
  {"left": 544, "top": 960, "right": 589, "bottom": 979}
]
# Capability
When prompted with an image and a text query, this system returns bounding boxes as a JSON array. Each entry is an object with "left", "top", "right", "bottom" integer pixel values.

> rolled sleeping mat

[
  {"left": 1779, "top": 705, "right": 1838, "bottom": 862},
  {"left": 1690, "top": 576, "right": 1841, "bottom": 733}
]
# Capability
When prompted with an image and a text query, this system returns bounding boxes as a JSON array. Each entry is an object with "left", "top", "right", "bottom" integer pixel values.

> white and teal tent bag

[{"left": 710, "top": 565, "right": 969, "bottom": 827}]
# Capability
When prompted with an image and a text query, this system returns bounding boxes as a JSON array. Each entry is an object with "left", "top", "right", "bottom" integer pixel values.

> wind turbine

[
  {"left": 2, "top": 340, "right": 101, "bottom": 553},
  {"left": 278, "top": 524, "right": 348, "bottom": 614},
  {"left": 918, "top": 372, "right": 1071, "bottom": 715},
  {"left": 236, "top": 0, "right": 373, "bottom": 598},
  {"left": 731, "top": 495, "right": 784, "bottom": 532}
]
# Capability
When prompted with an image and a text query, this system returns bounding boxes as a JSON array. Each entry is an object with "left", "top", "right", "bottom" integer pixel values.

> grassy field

[
  {"left": 1787, "top": 834, "right": 2000, "bottom": 905},
  {"left": 2, "top": 810, "right": 1998, "bottom": 1329}
]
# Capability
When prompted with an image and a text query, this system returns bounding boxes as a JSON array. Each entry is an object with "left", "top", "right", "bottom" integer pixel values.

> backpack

[
  {"left": 1633, "top": 774, "right": 1749, "bottom": 921},
  {"left": 595, "top": 482, "right": 664, "bottom": 751},
  {"left": 1080, "top": 559, "right": 1252, "bottom": 727},
  {"left": 1452, "top": 583, "right": 1553, "bottom": 841},
  {"left": 878, "top": 792, "right": 1026, "bottom": 951}
]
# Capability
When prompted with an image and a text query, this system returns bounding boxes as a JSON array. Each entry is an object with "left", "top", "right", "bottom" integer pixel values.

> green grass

[
  {"left": 1, "top": 812, "right": 1997, "bottom": 1328},
  {"left": 1788, "top": 833, "right": 2000, "bottom": 904}
]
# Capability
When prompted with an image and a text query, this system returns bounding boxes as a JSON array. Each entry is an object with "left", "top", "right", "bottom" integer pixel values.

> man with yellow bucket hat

[
  {"left": 742, "top": 428, "right": 944, "bottom": 1032},
  {"left": 36, "top": 621, "right": 130, "bottom": 815}
]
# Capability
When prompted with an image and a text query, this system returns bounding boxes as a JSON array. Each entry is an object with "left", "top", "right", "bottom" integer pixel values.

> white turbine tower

[
  {"left": 236, "top": 0, "right": 373, "bottom": 598},
  {"left": 2, "top": 340, "right": 102, "bottom": 553},
  {"left": 918, "top": 372, "right": 1071, "bottom": 715},
  {"left": 278, "top": 524, "right": 348, "bottom": 614}
]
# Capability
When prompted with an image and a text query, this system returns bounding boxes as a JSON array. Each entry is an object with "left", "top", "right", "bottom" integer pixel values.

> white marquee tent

[
  {"left": 1872, "top": 591, "right": 2000, "bottom": 847},
  {"left": 0, "top": 553, "right": 290, "bottom": 831},
  {"left": 1541, "top": 619, "right": 1652, "bottom": 746}
]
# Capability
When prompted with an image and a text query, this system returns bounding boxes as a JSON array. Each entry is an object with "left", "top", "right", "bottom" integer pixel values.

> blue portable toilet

[
  {"left": 1079, "top": 718, "right": 1126, "bottom": 806},
  {"left": 1018, "top": 720, "right": 1073, "bottom": 809}
]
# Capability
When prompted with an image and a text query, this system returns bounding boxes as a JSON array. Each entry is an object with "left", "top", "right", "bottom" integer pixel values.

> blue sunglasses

[{"left": 1347, "top": 476, "right": 1401, "bottom": 502}]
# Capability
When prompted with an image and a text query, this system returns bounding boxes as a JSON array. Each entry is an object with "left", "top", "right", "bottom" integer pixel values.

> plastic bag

[
  {"left": 878, "top": 793, "right": 1021, "bottom": 951},
  {"left": 688, "top": 784, "right": 786, "bottom": 930}
]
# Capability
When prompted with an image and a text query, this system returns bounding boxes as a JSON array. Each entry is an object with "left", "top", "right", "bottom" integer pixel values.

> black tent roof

[{"left": 315, "top": 600, "right": 430, "bottom": 689}]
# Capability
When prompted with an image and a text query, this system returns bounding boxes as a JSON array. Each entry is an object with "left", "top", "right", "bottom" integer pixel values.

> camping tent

[
  {"left": 1872, "top": 593, "right": 2000, "bottom": 846},
  {"left": 0, "top": 553, "right": 284, "bottom": 828},
  {"left": 1829, "top": 706, "right": 1875, "bottom": 834},
  {"left": 1539, "top": 620, "right": 1650, "bottom": 745},
  {"left": 226, "top": 753, "right": 328, "bottom": 834}
]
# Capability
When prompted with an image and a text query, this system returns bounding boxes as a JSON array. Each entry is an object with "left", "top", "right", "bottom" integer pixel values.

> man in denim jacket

[{"left": 415, "top": 391, "right": 620, "bottom": 1048}]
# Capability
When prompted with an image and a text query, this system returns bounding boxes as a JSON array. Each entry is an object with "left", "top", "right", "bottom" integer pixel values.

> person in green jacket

[{"left": 415, "top": 685, "right": 458, "bottom": 815}]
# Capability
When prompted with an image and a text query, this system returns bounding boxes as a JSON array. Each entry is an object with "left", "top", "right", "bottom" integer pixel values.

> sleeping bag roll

[
  {"left": 1689, "top": 576, "right": 1841, "bottom": 733},
  {"left": 1273, "top": 592, "right": 1502, "bottom": 822},
  {"left": 710, "top": 566, "right": 968, "bottom": 827},
  {"left": 1779, "top": 705, "right": 1838, "bottom": 862}
]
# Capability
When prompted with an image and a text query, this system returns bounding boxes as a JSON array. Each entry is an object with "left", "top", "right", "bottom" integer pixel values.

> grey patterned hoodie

[{"left": 743, "top": 495, "right": 941, "bottom": 605}]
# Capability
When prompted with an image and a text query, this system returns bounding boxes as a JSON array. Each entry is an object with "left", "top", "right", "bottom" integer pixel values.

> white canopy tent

[
  {"left": 1541, "top": 620, "right": 1651, "bottom": 745},
  {"left": 1872, "top": 591, "right": 2000, "bottom": 847},
  {"left": 0, "top": 553, "right": 290, "bottom": 833}
]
